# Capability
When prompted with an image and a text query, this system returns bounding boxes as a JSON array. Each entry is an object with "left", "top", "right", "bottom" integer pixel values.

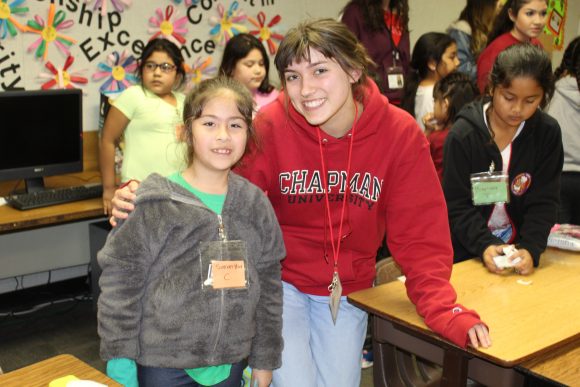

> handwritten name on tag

[{"left": 211, "top": 260, "right": 246, "bottom": 289}]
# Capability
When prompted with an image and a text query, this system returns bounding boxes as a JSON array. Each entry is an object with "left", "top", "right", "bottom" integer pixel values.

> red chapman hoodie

[{"left": 237, "top": 79, "right": 485, "bottom": 348}]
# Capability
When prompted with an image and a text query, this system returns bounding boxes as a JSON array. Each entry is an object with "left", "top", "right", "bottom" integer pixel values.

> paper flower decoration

[
  {"left": 26, "top": 3, "right": 76, "bottom": 60},
  {"left": 209, "top": 1, "right": 247, "bottom": 46},
  {"left": 184, "top": 56, "right": 216, "bottom": 90},
  {"left": 172, "top": 0, "right": 197, "bottom": 7},
  {"left": 148, "top": 5, "right": 188, "bottom": 46},
  {"left": 248, "top": 12, "right": 284, "bottom": 55},
  {"left": 92, "top": 49, "right": 138, "bottom": 95},
  {"left": 84, "top": 0, "right": 132, "bottom": 16},
  {"left": 0, "top": 0, "right": 29, "bottom": 39},
  {"left": 39, "top": 55, "right": 88, "bottom": 90}
]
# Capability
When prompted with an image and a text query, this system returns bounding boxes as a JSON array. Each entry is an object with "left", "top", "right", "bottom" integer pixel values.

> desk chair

[{"left": 373, "top": 257, "right": 443, "bottom": 387}]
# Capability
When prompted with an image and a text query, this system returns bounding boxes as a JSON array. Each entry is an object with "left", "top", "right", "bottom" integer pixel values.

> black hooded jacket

[{"left": 442, "top": 100, "right": 563, "bottom": 265}]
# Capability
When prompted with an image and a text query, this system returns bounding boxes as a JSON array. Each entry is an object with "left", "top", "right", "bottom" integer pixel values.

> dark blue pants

[{"left": 137, "top": 360, "right": 246, "bottom": 387}]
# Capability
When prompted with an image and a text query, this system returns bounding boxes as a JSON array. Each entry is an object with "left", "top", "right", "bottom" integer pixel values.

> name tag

[
  {"left": 200, "top": 240, "right": 249, "bottom": 291},
  {"left": 471, "top": 172, "right": 509, "bottom": 205},
  {"left": 211, "top": 260, "right": 246, "bottom": 289}
]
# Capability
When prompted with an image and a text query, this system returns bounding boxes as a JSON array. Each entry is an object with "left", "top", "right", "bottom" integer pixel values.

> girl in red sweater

[
  {"left": 477, "top": 0, "right": 547, "bottom": 93},
  {"left": 427, "top": 72, "right": 479, "bottom": 182}
]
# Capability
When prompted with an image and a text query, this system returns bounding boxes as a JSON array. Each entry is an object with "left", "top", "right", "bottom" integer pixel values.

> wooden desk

[
  {"left": 519, "top": 340, "right": 580, "bottom": 386},
  {"left": 0, "top": 131, "right": 106, "bottom": 281},
  {"left": 0, "top": 131, "right": 104, "bottom": 233},
  {"left": 0, "top": 194, "right": 103, "bottom": 233},
  {"left": 0, "top": 354, "right": 121, "bottom": 386},
  {"left": 348, "top": 248, "right": 580, "bottom": 387}
]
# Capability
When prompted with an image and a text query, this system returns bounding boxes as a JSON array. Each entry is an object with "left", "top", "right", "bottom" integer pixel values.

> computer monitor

[{"left": 0, "top": 88, "right": 83, "bottom": 193}]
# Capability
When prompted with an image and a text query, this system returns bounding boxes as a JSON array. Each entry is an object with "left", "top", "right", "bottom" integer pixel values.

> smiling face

[
  {"left": 141, "top": 50, "right": 178, "bottom": 97},
  {"left": 232, "top": 48, "right": 266, "bottom": 93},
  {"left": 509, "top": 0, "right": 548, "bottom": 41},
  {"left": 283, "top": 48, "right": 360, "bottom": 138},
  {"left": 189, "top": 91, "right": 248, "bottom": 176},
  {"left": 489, "top": 76, "right": 544, "bottom": 130}
]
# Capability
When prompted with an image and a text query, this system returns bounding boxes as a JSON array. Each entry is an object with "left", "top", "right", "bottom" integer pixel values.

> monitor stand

[{"left": 25, "top": 177, "right": 46, "bottom": 193}]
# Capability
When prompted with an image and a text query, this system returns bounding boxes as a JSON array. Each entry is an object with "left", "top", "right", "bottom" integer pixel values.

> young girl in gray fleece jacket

[{"left": 97, "top": 76, "right": 285, "bottom": 387}]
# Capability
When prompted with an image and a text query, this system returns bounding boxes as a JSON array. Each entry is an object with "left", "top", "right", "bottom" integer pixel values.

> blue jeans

[
  {"left": 137, "top": 360, "right": 246, "bottom": 387},
  {"left": 272, "top": 281, "right": 368, "bottom": 387}
]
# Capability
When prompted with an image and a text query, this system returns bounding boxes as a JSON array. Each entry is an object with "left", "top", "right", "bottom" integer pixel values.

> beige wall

[{"left": 321, "top": 0, "right": 579, "bottom": 68}]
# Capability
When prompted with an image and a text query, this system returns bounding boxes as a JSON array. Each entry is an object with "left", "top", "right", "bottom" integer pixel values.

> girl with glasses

[{"left": 100, "top": 38, "right": 187, "bottom": 215}]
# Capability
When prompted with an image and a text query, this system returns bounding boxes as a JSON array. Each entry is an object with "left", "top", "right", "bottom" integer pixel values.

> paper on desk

[
  {"left": 49, "top": 375, "right": 107, "bottom": 387},
  {"left": 66, "top": 381, "right": 107, "bottom": 387},
  {"left": 0, "top": 197, "right": 6, "bottom": 206}
]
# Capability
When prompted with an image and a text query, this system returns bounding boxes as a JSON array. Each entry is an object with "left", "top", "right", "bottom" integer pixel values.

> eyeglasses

[{"left": 143, "top": 62, "right": 177, "bottom": 73}]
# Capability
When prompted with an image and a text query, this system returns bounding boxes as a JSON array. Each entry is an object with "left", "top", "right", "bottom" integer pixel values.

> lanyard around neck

[{"left": 316, "top": 102, "right": 358, "bottom": 273}]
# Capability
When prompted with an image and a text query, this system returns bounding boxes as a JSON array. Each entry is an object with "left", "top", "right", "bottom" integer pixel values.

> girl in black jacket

[{"left": 443, "top": 43, "right": 563, "bottom": 276}]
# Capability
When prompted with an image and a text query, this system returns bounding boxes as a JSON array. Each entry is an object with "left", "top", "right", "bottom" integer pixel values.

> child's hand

[
  {"left": 421, "top": 112, "right": 440, "bottom": 133},
  {"left": 508, "top": 248, "right": 534, "bottom": 276},
  {"left": 251, "top": 368, "right": 273, "bottom": 387},
  {"left": 467, "top": 323, "right": 491, "bottom": 349},
  {"left": 482, "top": 244, "right": 511, "bottom": 274},
  {"left": 102, "top": 187, "right": 115, "bottom": 216},
  {"left": 109, "top": 180, "right": 139, "bottom": 226}
]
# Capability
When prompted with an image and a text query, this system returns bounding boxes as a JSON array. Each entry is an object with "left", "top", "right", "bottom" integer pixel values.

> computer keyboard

[{"left": 5, "top": 184, "right": 103, "bottom": 210}]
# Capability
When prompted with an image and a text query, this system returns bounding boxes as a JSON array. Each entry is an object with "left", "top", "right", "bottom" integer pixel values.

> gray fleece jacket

[{"left": 97, "top": 173, "right": 285, "bottom": 370}]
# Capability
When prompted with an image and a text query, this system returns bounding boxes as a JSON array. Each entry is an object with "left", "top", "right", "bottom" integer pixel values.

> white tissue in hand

[{"left": 493, "top": 245, "right": 521, "bottom": 268}]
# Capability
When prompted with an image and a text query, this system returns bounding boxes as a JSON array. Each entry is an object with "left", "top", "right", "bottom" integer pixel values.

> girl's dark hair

[
  {"left": 341, "top": 0, "right": 409, "bottom": 33},
  {"left": 554, "top": 36, "right": 580, "bottom": 89},
  {"left": 401, "top": 32, "right": 456, "bottom": 115},
  {"left": 274, "top": 18, "right": 374, "bottom": 102},
  {"left": 218, "top": 33, "right": 275, "bottom": 94},
  {"left": 181, "top": 76, "right": 256, "bottom": 166},
  {"left": 489, "top": 43, "right": 554, "bottom": 108},
  {"left": 137, "top": 38, "right": 186, "bottom": 89},
  {"left": 458, "top": 0, "right": 498, "bottom": 57},
  {"left": 487, "top": 0, "right": 548, "bottom": 44},
  {"left": 433, "top": 72, "right": 479, "bottom": 128}
]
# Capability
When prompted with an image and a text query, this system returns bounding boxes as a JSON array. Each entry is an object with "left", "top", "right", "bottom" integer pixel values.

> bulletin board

[
  {"left": 544, "top": 0, "right": 567, "bottom": 50},
  {"left": 0, "top": 0, "right": 341, "bottom": 131}
]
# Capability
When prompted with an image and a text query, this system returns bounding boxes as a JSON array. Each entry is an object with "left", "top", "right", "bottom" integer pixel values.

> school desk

[
  {"left": 0, "top": 354, "right": 121, "bottom": 387},
  {"left": 347, "top": 247, "right": 580, "bottom": 387},
  {"left": 0, "top": 132, "right": 105, "bottom": 282}
]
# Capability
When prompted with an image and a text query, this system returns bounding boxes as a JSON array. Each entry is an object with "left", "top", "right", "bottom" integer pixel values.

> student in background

[
  {"left": 447, "top": 0, "right": 499, "bottom": 81},
  {"left": 425, "top": 72, "right": 479, "bottom": 182},
  {"left": 218, "top": 33, "right": 279, "bottom": 112},
  {"left": 99, "top": 38, "right": 187, "bottom": 215},
  {"left": 476, "top": 0, "right": 547, "bottom": 93},
  {"left": 401, "top": 32, "right": 459, "bottom": 132},
  {"left": 98, "top": 76, "right": 285, "bottom": 387},
  {"left": 111, "top": 18, "right": 491, "bottom": 387},
  {"left": 547, "top": 36, "right": 580, "bottom": 225},
  {"left": 341, "top": 0, "right": 410, "bottom": 106},
  {"left": 443, "top": 44, "right": 562, "bottom": 276}
]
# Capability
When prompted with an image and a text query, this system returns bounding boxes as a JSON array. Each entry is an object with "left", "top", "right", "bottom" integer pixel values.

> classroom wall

[
  {"left": 0, "top": 0, "right": 345, "bottom": 133},
  {"left": 1, "top": 1, "right": 576, "bottom": 135}
]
